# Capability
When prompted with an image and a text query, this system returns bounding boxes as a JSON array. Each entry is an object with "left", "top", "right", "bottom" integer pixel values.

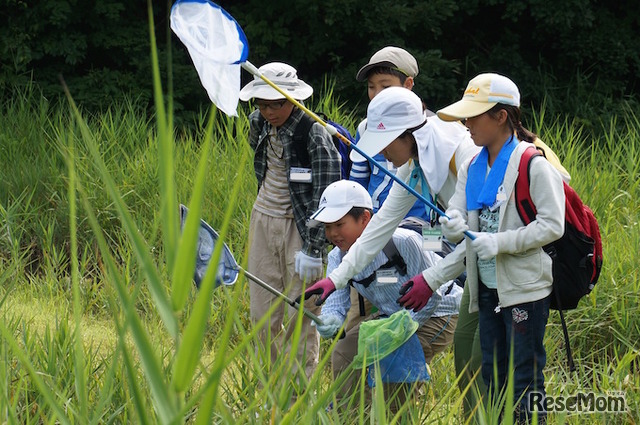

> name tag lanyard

[{"left": 408, "top": 163, "right": 443, "bottom": 251}]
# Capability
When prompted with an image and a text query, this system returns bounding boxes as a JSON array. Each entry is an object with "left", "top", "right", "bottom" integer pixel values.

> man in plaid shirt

[{"left": 239, "top": 62, "right": 341, "bottom": 385}]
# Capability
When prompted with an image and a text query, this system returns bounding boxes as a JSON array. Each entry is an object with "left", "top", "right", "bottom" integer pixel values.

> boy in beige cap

[
  {"left": 355, "top": 46, "right": 419, "bottom": 98},
  {"left": 351, "top": 46, "right": 426, "bottom": 218},
  {"left": 347, "top": 47, "right": 431, "bottom": 329},
  {"left": 349, "top": 47, "right": 482, "bottom": 417}
]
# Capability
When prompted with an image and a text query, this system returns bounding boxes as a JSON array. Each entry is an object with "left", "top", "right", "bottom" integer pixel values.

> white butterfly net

[{"left": 170, "top": 0, "right": 249, "bottom": 116}]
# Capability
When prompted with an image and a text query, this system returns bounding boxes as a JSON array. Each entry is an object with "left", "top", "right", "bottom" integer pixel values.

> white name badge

[
  {"left": 290, "top": 167, "right": 312, "bottom": 183},
  {"left": 376, "top": 269, "right": 398, "bottom": 285},
  {"left": 422, "top": 226, "right": 444, "bottom": 251},
  {"left": 490, "top": 185, "right": 507, "bottom": 212}
]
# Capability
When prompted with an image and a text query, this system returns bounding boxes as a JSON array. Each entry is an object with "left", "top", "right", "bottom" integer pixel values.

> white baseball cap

[
  {"left": 309, "top": 180, "right": 373, "bottom": 225},
  {"left": 356, "top": 46, "right": 419, "bottom": 82},
  {"left": 239, "top": 62, "right": 313, "bottom": 101},
  {"left": 437, "top": 73, "right": 520, "bottom": 121},
  {"left": 350, "top": 87, "right": 425, "bottom": 163}
]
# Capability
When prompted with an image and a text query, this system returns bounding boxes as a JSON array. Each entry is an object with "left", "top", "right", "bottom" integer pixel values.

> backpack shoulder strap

[
  {"left": 258, "top": 114, "right": 266, "bottom": 131},
  {"left": 348, "top": 237, "right": 408, "bottom": 288},
  {"left": 515, "top": 146, "right": 541, "bottom": 225},
  {"left": 381, "top": 237, "right": 408, "bottom": 276},
  {"left": 292, "top": 113, "right": 315, "bottom": 167}
]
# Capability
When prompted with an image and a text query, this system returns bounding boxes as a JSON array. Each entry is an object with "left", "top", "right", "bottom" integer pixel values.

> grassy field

[{"left": 0, "top": 73, "right": 639, "bottom": 424}]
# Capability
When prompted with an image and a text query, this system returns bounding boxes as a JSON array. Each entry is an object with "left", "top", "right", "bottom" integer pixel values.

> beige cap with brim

[
  {"left": 437, "top": 73, "right": 520, "bottom": 121},
  {"left": 356, "top": 46, "right": 419, "bottom": 82}
]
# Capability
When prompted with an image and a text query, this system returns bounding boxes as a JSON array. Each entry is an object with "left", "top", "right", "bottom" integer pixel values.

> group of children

[{"left": 239, "top": 47, "right": 567, "bottom": 424}]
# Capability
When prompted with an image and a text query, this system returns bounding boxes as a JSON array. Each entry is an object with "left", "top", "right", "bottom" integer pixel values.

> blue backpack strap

[{"left": 326, "top": 119, "right": 354, "bottom": 178}]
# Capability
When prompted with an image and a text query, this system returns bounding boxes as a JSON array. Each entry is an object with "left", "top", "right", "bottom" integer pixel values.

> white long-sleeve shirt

[{"left": 328, "top": 117, "right": 480, "bottom": 289}]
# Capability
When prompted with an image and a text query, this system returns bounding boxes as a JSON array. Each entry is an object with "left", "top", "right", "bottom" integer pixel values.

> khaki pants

[
  {"left": 332, "top": 313, "right": 458, "bottom": 411},
  {"left": 248, "top": 209, "right": 320, "bottom": 381}
]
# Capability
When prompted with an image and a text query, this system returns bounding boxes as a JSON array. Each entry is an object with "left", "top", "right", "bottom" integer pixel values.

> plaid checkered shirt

[{"left": 248, "top": 107, "right": 341, "bottom": 257}]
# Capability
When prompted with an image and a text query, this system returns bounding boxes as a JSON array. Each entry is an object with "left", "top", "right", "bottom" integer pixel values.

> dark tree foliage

[
  {"left": 0, "top": 0, "right": 207, "bottom": 115},
  {"left": 1, "top": 0, "right": 638, "bottom": 125},
  {"left": 219, "top": 0, "right": 640, "bottom": 121},
  {"left": 219, "top": 0, "right": 463, "bottom": 113}
]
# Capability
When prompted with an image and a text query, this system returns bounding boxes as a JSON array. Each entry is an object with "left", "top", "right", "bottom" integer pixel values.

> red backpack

[{"left": 515, "top": 146, "right": 603, "bottom": 370}]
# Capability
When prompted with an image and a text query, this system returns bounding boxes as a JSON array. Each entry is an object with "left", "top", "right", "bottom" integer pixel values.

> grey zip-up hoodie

[{"left": 423, "top": 141, "right": 565, "bottom": 312}]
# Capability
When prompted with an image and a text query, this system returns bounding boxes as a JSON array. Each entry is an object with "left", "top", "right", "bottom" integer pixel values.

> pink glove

[
  {"left": 295, "top": 277, "right": 337, "bottom": 306},
  {"left": 397, "top": 273, "right": 434, "bottom": 312}
]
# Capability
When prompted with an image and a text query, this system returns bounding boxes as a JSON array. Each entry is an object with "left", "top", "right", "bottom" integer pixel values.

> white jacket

[
  {"left": 329, "top": 117, "right": 479, "bottom": 289},
  {"left": 424, "top": 141, "right": 565, "bottom": 311}
]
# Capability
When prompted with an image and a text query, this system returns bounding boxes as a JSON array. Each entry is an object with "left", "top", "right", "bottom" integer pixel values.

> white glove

[
  {"left": 470, "top": 232, "right": 499, "bottom": 260},
  {"left": 313, "top": 315, "right": 343, "bottom": 339},
  {"left": 439, "top": 210, "right": 468, "bottom": 243},
  {"left": 295, "top": 251, "right": 323, "bottom": 281}
]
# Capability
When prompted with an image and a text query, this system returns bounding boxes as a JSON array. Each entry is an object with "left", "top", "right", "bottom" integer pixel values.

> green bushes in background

[{"left": 2, "top": 0, "right": 638, "bottom": 131}]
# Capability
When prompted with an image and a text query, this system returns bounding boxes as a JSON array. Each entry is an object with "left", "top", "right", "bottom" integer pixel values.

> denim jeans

[{"left": 478, "top": 283, "right": 550, "bottom": 423}]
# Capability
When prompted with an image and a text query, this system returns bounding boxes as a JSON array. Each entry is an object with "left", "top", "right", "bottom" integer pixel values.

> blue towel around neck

[{"left": 466, "top": 136, "right": 517, "bottom": 210}]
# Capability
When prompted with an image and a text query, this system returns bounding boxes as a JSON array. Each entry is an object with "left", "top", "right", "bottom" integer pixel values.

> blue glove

[
  {"left": 439, "top": 209, "right": 468, "bottom": 243},
  {"left": 294, "top": 251, "right": 323, "bottom": 281},
  {"left": 314, "top": 315, "right": 343, "bottom": 339},
  {"left": 470, "top": 232, "right": 499, "bottom": 260}
]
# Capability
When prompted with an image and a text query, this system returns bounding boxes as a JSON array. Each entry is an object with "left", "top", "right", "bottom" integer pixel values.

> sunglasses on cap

[{"left": 255, "top": 99, "right": 288, "bottom": 111}]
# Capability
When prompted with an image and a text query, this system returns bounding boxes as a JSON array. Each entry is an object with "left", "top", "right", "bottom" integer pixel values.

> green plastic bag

[{"left": 352, "top": 310, "right": 419, "bottom": 369}]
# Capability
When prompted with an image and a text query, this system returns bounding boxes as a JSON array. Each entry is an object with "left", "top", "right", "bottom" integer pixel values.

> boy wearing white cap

[
  {"left": 309, "top": 180, "right": 461, "bottom": 407},
  {"left": 436, "top": 73, "right": 565, "bottom": 424},
  {"left": 239, "top": 62, "right": 341, "bottom": 382}
]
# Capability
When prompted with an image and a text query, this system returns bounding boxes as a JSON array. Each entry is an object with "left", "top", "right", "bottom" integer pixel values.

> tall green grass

[
  {"left": 1, "top": 18, "right": 639, "bottom": 425},
  {"left": 1, "top": 89, "right": 639, "bottom": 423}
]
